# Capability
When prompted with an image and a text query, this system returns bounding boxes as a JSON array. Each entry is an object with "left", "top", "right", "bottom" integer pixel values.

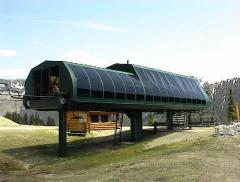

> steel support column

[
  {"left": 126, "top": 111, "right": 143, "bottom": 141},
  {"left": 58, "top": 109, "right": 67, "bottom": 157},
  {"left": 188, "top": 112, "right": 192, "bottom": 130},
  {"left": 154, "top": 122, "right": 157, "bottom": 135},
  {"left": 167, "top": 111, "right": 174, "bottom": 130}
]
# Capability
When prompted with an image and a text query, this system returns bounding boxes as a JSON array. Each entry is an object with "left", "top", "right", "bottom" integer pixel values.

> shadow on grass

[{"left": 2, "top": 127, "right": 175, "bottom": 161}]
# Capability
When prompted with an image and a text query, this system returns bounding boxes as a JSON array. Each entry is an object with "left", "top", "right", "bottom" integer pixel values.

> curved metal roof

[{"left": 66, "top": 62, "right": 209, "bottom": 106}]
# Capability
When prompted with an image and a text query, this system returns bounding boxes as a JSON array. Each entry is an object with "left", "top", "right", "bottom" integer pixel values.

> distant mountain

[
  {"left": 0, "top": 79, "right": 25, "bottom": 83},
  {"left": 203, "top": 77, "right": 240, "bottom": 123}
]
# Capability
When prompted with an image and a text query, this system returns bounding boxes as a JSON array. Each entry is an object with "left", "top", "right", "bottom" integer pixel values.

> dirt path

[{"left": 145, "top": 127, "right": 214, "bottom": 149}]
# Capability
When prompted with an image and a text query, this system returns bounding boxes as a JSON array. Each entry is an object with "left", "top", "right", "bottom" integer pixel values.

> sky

[{"left": 0, "top": 0, "right": 240, "bottom": 82}]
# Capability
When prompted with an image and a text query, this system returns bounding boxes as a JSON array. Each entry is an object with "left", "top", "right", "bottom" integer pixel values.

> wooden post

[{"left": 59, "top": 109, "right": 67, "bottom": 157}]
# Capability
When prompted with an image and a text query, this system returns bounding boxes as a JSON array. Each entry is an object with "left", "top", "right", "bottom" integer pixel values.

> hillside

[
  {"left": 0, "top": 95, "right": 23, "bottom": 116},
  {"left": 1, "top": 125, "right": 240, "bottom": 181},
  {"left": 0, "top": 116, "right": 19, "bottom": 127},
  {"left": 0, "top": 94, "right": 59, "bottom": 125}
]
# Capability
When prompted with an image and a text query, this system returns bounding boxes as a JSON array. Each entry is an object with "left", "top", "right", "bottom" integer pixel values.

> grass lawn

[{"left": 0, "top": 121, "right": 240, "bottom": 182}]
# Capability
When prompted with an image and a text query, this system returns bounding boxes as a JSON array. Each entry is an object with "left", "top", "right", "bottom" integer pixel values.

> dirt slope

[{"left": 0, "top": 116, "right": 19, "bottom": 127}]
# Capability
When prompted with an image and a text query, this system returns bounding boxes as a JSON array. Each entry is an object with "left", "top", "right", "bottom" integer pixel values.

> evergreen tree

[
  {"left": 47, "top": 117, "right": 55, "bottom": 126},
  {"left": 33, "top": 113, "right": 45, "bottom": 126},
  {"left": 23, "top": 113, "right": 28, "bottom": 125},
  {"left": 227, "top": 88, "right": 236, "bottom": 123},
  {"left": 4, "top": 112, "right": 26, "bottom": 125},
  {"left": 29, "top": 114, "right": 34, "bottom": 125},
  {"left": 12, "top": 112, "right": 17, "bottom": 123},
  {"left": 5, "top": 112, "right": 11, "bottom": 120},
  {"left": 147, "top": 113, "right": 154, "bottom": 126},
  {"left": 34, "top": 113, "right": 39, "bottom": 125}
]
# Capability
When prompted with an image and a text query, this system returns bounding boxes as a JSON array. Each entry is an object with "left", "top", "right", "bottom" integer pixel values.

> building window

[
  {"left": 162, "top": 97, "right": 168, "bottom": 102},
  {"left": 91, "top": 115, "right": 99, "bottom": 123},
  {"left": 104, "top": 91, "right": 115, "bottom": 99},
  {"left": 92, "top": 90, "right": 103, "bottom": 98},
  {"left": 77, "top": 88, "right": 90, "bottom": 97},
  {"left": 41, "top": 69, "right": 49, "bottom": 96},
  {"left": 101, "top": 115, "right": 108, "bottom": 122},
  {"left": 116, "top": 93, "right": 125, "bottom": 100},
  {"left": 50, "top": 66, "right": 60, "bottom": 95},
  {"left": 111, "top": 113, "right": 118, "bottom": 121},
  {"left": 197, "top": 99, "right": 202, "bottom": 104},
  {"left": 154, "top": 96, "right": 161, "bottom": 102},
  {"left": 169, "top": 97, "right": 174, "bottom": 102},
  {"left": 175, "top": 97, "right": 181, "bottom": 103},
  {"left": 181, "top": 98, "right": 187, "bottom": 103},
  {"left": 127, "top": 94, "right": 135, "bottom": 100},
  {"left": 192, "top": 99, "right": 197, "bottom": 104},
  {"left": 136, "top": 94, "right": 144, "bottom": 100},
  {"left": 146, "top": 95, "right": 153, "bottom": 101}
]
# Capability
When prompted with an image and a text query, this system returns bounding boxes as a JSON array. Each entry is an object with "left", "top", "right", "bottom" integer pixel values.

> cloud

[
  {"left": 37, "top": 19, "right": 126, "bottom": 32},
  {"left": 1, "top": 15, "right": 126, "bottom": 33},
  {"left": 0, "top": 68, "right": 26, "bottom": 79},
  {"left": 0, "top": 49, "right": 16, "bottom": 57},
  {"left": 33, "top": 40, "right": 43, "bottom": 45},
  {"left": 62, "top": 49, "right": 109, "bottom": 67},
  {"left": 125, "top": 38, "right": 240, "bottom": 83},
  {"left": 80, "top": 22, "right": 126, "bottom": 32}
]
